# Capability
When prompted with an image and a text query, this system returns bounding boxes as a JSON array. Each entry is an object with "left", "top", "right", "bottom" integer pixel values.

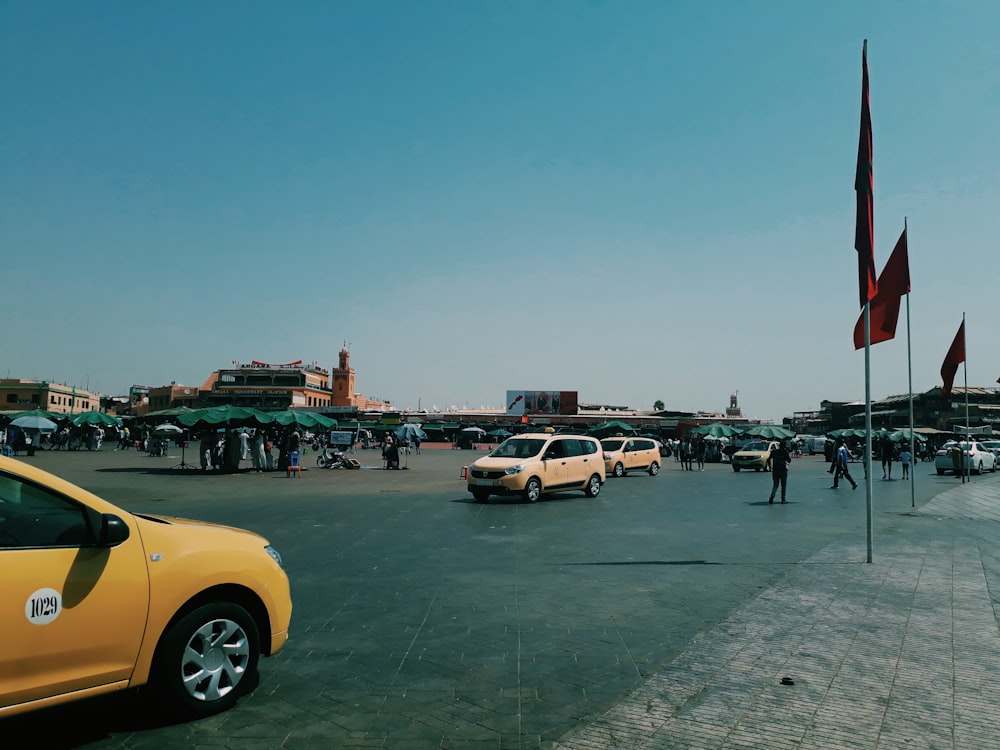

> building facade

[
  {"left": 203, "top": 361, "right": 335, "bottom": 411},
  {"left": 0, "top": 379, "right": 101, "bottom": 415},
  {"left": 147, "top": 384, "right": 201, "bottom": 413}
]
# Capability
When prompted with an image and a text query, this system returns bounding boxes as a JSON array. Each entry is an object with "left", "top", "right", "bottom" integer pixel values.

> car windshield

[
  {"left": 491, "top": 438, "right": 546, "bottom": 459},
  {"left": 741, "top": 442, "right": 768, "bottom": 452},
  {"left": 601, "top": 440, "right": 625, "bottom": 451},
  {"left": 943, "top": 442, "right": 976, "bottom": 451}
]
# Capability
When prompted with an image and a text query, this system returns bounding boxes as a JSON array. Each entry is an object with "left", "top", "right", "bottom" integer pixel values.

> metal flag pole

[
  {"left": 865, "top": 301, "right": 874, "bottom": 563},
  {"left": 905, "top": 217, "right": 915, "bottom": 507},
  {"left": 964, "top": 312, "right": 969, "bottom": 484}
]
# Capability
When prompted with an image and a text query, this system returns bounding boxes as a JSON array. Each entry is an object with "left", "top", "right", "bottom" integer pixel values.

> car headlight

[
  {"left": 504, "top": 464, "right": 526, "bottom": 476},
  {"left": 265, "top": 545, "right": 284, "bottom": 567}
]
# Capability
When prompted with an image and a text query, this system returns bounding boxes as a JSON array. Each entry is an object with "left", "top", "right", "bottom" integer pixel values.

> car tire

[
  {"left": 613, "top": 462, "right": 624, "bottom": 478},
  {"left": 937, "top": 468, "right": 944, "bottom": 475},
  {"left": 523, "top": 477, "right": 542, "bottom": 503},
  {"left": 584, "top": 474, "right": 602, "bottom": 498},
  {"left": 648, "top": 461, "right": 660, "bottom": 476},
  {"left": 733, "top": 466, "right": 740, "bottom": 472},
  {"left": 472, "top": 488, "right": 490, "bottom": 502},
  {"left": 152, "top": 602, "right": 260, "bottom": 719},
  {"left": 977, "top": 462, "right": 983, "bottom": 475}
]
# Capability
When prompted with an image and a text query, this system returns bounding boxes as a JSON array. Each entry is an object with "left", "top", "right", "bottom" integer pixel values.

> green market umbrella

[
  {"left": 268, "top": 410, "right": 338, "bottom": 430},
  {"left": 69, "top": 410, "right": 122, "bottom": 427},
  {"left": 177, "top": 405, "right": 273, "bottom": 429},
  {"left": 741, "top": 424, "right": 795, "bottom": 440},
  {"left": 888, "top": 428, "right": 927, "bottom": 443},
  {"left": 589, "top": 420, "right": 637, "bottom": 438},
  {"left": 828, "top": 428, "right": 878, "bottom": 439},
  {"left": 691, "top": 423, "right": 739, "bottom": 438}
]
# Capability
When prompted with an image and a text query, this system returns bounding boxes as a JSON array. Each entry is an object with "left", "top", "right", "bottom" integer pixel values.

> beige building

[
  {"left": 196, "top": 350, "right": 392, "bottom": 413},
  {"left": 0, "top": 378, "right": 100, "bottom": 415},
  {"left": 203, "top": 361, "right": 334, "bottom": 410},
  {"left": 147, "top": 384, "right": 201, "bottom": 413}
]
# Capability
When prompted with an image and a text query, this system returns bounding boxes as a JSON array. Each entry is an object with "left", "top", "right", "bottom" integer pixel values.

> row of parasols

[
  {"left": 688, "top": 423, "right": 797, "bottom": 440},
  {"left": 3, "top": 410, "right": 123, "bottom": 435},
  {"left": 690, "top": 422, "right": 929, "bottom": 443},
  {"left": 1, "top": 406, "right": 342, "bottom": 438}
]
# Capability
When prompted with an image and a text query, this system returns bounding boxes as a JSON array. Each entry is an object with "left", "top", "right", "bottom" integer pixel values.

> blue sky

[{"left": 2, "top": 1, "right": 998, "bottom": 422}]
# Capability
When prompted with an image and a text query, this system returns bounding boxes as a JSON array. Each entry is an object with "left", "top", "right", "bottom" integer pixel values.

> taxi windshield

[
  {"left": 742, "top": 442, "right": 768, "bottom": 452},
  {"left": 491, "top": 439, "right": 546, "bottom": 459},
  {"left": 601, "top": 440, "right": 625, "bottom": 451}
]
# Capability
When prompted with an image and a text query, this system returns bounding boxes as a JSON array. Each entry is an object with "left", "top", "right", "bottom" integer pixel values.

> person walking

[
  {"left": 831, "top": 438, "right": 858, "bottom": 490},
  {"left": 881, "top": 437, "right": 894, "bottom": 480},
  {"left": 949, "top": 443, "right": 964, "bottom": 482},
  {"left": 251, "top": 428, "right": 266, "bottom": 472},
  {"left": 695, "top": 439, "right": 706, "bottom": 471},
  {"left": 224, "top": 428, "right": 241, "bottom": 474},
  {"left": 768, "top": 440, "right": 792, "bottom": 503},
  {"left": 199, "top": 431, "right": 214, "bottom": 471},
  {"left": 900, "top": 445, "right": 912, "bottom": 480}
]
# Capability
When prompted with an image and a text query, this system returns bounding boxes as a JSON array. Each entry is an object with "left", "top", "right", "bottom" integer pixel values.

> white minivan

[
  {"left": 796, "top": 435, "right": 829, "bottom": 455},
  {"left": 467, "top": 431, "right": 605, "bottom": 503}
]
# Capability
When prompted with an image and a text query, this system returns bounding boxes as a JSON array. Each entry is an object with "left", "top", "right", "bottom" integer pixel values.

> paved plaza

[{"left": 4, "top": 446, "right": 1000, "bottom": 749}]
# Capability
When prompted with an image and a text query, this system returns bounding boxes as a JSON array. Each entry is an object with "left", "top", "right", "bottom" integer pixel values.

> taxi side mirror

[
  {"left": 99, "top": 514, "right": 131, "bottom": 546},
  {"left": 85, "top": 507, "right": 130, "bottom": 547}
]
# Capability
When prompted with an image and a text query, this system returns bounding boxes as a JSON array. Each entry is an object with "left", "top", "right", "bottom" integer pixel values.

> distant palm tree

[{"left": 653, "top": 400, "right": 665, "bottom": 411}]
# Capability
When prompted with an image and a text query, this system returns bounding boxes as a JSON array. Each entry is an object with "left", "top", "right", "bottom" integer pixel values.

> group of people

[
  {"left": 824, "top": 436, "right": 915, "bottom": 484},
  {"left": 877, "top": 438, "right": 913, "bottom": 480},
  {"left": 768, "top": 436, "right": 867, "bottom": 502},
  {"left": 198, "top": 427, "right": 302, "bottom": 473},
  {"left": 671, "top": 437, "right": 710, "bottom": 470}
]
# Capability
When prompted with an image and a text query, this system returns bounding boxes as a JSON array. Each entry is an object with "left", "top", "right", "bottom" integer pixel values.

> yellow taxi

[
  {"left": 600, "top": 437, "right": 662, "bottom": 478},
  {"left": 467, "top": 431, "right": 605, "bottom": 502},
  {"left": 0, "top": 455, "right": 292, "bottom": 719},
  {"left": 731, "top": 440, "right": 779, "bottom": 472}
]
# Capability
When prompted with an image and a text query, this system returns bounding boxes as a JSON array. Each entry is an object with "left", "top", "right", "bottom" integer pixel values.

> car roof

[{"left": 511, "top": 433, "right": 595, "bottom": 440}]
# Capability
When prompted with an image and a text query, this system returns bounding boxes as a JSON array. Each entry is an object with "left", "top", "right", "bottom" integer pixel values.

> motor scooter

[{"left": 316, "top": 445, "right": 349, "bottom": 469}]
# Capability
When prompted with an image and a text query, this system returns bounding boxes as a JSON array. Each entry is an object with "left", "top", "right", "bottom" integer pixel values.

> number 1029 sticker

[{"left": 25, "top": 588, "right": 62, "bottom": 625}]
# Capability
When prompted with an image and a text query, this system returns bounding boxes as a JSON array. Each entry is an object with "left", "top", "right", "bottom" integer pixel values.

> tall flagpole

[
  {"left": 905, "top": 217, "right": 915, "bottom": 508},
  {"left": 857, "top": 38, "right": 874, "bottom": 563},
  {"left": 963, "top": 312, "right": 969, "bottom": 483},
  {"left": 865, "top": 302, "right": 873, "bottom": 563}
]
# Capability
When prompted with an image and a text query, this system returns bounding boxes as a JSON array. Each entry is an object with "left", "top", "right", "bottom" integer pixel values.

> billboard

[{"left": 505, "top": 390, "right": 578, "bottom": 416}]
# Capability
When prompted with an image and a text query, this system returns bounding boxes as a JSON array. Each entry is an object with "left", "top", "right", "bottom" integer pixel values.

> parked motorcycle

[{"left": 316, "top": 446, "right": 349, "bottom": 469}]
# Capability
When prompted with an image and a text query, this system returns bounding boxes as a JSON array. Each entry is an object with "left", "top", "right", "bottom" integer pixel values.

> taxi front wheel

[
  {"left": 153, "top": 602, "right": 261, "bottom": 718},
  {"left": 523, "top": 477, "right": 542, "bottom": 503}
]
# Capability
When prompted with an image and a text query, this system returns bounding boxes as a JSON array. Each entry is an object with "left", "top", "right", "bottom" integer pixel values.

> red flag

[
  {"left": 940, "top": 321, "right": 965, "bottom": 399},
  {"left": 855, "top": 41, "right": 877, "bottom": 309},
  {"left": 853, "top": 228, "right": 910, "bottom": 349}
]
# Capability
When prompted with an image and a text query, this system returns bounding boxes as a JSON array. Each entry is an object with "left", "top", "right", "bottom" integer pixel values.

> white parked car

[
  {"left": 934, "top": 441, "right": 997, "bottom": 475},
  {"left": 980, "top": 440, "right": 1000, "bottom": 462}
]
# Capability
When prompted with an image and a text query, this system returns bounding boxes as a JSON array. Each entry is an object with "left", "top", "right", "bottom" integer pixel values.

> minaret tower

[{"left": 331, "top": 342, "right": 355, "bottom": 406}]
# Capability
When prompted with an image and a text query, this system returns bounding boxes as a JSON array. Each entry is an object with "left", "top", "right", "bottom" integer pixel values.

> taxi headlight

[
  {"left": 265, "top": 545, "right": 284, "bottom": 567},
  {"left": 504, "top": 464, "right": 526, "bottom": 476}
]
